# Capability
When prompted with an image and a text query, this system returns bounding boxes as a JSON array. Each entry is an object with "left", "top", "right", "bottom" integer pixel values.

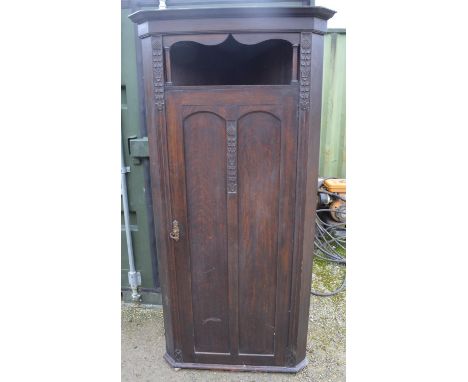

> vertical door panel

[
  {"left": 183, "top": 112, "right": 230, "bottom": 354},
  {"left": 166, "top": 88, "right": 297, "bottom": 366},
  {"left": 238, "top": 112, "right": 281, "bottom": 355}
]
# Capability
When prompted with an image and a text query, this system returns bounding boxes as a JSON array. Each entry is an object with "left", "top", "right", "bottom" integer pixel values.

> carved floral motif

[
  {"left": 300, "top": 33, "right": 312, "bottom": 111},
  {"left": 285, "top": 347, "right": 296, "bottom": 367},
  {"left": 226, "top": 121, "right": 237, "bottom": 194},
  {"left": 174, "top": 348, "right": 183, "bottom": 362},
  {"left": 152, "top": 36, "right": 165, "bottom": 111}
]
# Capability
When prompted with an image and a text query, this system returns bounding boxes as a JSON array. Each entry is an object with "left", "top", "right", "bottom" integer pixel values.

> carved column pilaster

[
  {"left": 299, "top": 33, "right": 312, "bottom": 111},
  {"left": 226, "top": 121, "right": 237, "bottom": 194},
  {"left": 151, "top": 35, "right": 165, "bottom": 111}
]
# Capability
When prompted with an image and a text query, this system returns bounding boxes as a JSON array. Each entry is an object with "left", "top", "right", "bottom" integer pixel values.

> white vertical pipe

[{"left": 121, "top": 139, "right": 141, "bottom": 301}]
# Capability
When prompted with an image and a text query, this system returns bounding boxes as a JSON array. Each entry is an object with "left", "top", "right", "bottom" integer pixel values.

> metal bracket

[
  {"left": 128, "top": 271, "right": 142, "bottom": 288},
  {"left": 128, "top": 136, "right": 149, "bottom": 165}
]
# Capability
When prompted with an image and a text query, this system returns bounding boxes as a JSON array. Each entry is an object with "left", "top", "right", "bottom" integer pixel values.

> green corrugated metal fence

[{"left": 320, "top": 29, "right": 346, "bottom": 178}]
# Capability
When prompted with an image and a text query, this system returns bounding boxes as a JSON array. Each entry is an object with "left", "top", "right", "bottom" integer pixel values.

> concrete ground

[{"left": 122, "top": 260, "right": 345, "bottom": 381}]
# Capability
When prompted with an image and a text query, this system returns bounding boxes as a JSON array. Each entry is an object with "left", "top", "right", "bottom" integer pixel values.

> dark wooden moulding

[{"left": 129, "top": 6, "right": 335, "bottom": 373}]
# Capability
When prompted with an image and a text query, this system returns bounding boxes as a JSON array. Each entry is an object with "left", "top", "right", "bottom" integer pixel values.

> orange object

[{"left": 323, "top": 179, "right": 346, "bottom": 193}]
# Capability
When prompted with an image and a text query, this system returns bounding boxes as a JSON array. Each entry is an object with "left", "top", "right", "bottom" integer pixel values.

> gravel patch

[{"left": 122, "top": 263, "right": 345, "bottom": 381}]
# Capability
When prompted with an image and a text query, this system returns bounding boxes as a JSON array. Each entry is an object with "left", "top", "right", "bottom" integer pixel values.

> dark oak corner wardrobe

[{"left": 129, "top": 4, "right": 335, "bottom": 373}]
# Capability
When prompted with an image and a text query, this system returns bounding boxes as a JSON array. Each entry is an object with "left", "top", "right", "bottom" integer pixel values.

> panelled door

[{"left": 166, "top": 86, "right": 298, "bottom": 366}]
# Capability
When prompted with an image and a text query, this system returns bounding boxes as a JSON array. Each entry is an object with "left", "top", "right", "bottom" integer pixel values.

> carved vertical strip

[
  {"left": 226, "top": 121, "right": 237, "bottom": 194},
  {"left": 299, "top": 33, "right": 312, "bottom": 110},
  {"left": 152, "top": 36, "right": 165, "bottom": 111}
]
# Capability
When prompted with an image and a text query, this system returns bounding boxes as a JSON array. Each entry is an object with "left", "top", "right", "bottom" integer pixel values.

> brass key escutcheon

[{"left": 169, "top": 220, "right": 180, "bottom": 242}]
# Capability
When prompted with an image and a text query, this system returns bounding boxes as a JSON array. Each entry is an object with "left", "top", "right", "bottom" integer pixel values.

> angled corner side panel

[{"left": 140, "top": 35, "right": 177, "bottom": 354}]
